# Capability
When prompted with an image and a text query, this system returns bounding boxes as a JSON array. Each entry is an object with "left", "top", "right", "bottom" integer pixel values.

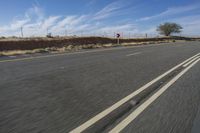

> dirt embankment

[{"left": 0, "top": 36, "right": 198, "bottom": 56}]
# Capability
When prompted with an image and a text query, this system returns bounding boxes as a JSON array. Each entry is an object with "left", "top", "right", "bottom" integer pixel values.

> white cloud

[
  {"left": 25, "top": 4, "right": 44, "bottom": 21},
  {"left": 93, "top": 0, "right": 127, "bottom": 20},
  {"left": 98, "top": 24, "right": 136, "bottom": 32},
  {"left": 138, "top": 4, "right": 200, "bottom": 21},
  {"left": 141, "top": 27, "right": 157, "bottom": 34},
  {"left": 24, "top": 16, "right": 61, "bottom": 36},
  {"left": 56, "top": 16, "right": 77, "bottom": 28},
  {"left": 0, "top": 4, "right": 44, "bottom": 36},
  {"left": 0, "top": 1, "right": 138, "bottom": 37},
  {"left": 50, "top": 15, "right": 88, "bottom": 35},
  {"left": 0, "top": 19, "right": 30, "bottom": 32},
  {"left": 136, "top": 15, "right": 200, "bottom": 36},
  {"left": 170, "top": 15, "right": 200, "bottom": 35},
  {"left": 40, "top": 16, "right": 61, "bottom": 29},
  {"left": 2, "top": 2, "right": 199, "bottom": 37}
]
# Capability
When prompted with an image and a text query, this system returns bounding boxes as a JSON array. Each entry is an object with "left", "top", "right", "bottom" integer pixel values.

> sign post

[{"left": 117, "top": 33, "right": 120, "bottom": 45}]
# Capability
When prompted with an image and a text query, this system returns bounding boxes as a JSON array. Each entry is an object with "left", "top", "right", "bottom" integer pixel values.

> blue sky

[{"left": 0, "top": 0, "right": 200, "bottom": 37}]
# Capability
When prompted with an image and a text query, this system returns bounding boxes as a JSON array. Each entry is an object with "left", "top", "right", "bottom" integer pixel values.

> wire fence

[
  {"left": 38, "top": 31, "right": 200, "bottom": 39},
  {"left": 46, "top": 32, "right": 161, "bottom": 39},
  {"left": 1, "top": 28, "right": 200, "bottom": 38}
]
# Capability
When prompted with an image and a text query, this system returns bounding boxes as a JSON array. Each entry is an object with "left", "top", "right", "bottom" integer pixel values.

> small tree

[{"left": 157, "top": 22, "right": 183, "bottom": 36}]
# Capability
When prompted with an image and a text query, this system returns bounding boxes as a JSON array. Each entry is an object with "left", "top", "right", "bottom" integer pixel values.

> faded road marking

[{"left": 126, "top": 52, "right": 142, "bottom": 57}]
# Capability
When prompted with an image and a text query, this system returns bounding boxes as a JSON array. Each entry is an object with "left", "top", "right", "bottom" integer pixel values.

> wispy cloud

[
  {"left": 170, "top": 15, "right": 200, "bottom": 35},
  {"left": 0, "top": 2, "right": 138, "bottom": 37},
  {"left": 0, "top": 4, "right": 45, "bottom": 36},
  {"left": 21, "top": 16, "right": 61, "bottom": 37},
  {"left": 0, "top": 19, "right": 29, "bottom": 32},
  {"left": 41, "top": 16, "right": 61, "bottom": 29},
  {"left": 50, "top": 15, "right": 88, "bottom": 34},
  {"left": 93, "top": 0, "right": 128, "bottom": 20},
  {"left": 1, "top": 1, "right": 199, "bottom": 37},
  {"left": 25, "top": 4, "right": 44, "bottom": 22},
  {"left": 98, "top": 24, "right": 136, "bottom": 32},
  {"left": 138, "top": 4, "right": 200, "bottom": 21},
  {"left": 87, "top": 0, "right": 98, "bottom": 6}
]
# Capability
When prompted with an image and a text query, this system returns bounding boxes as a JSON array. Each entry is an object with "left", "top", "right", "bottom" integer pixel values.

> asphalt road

[
  {"left": 122, "top": 61, "right": 200, "bottom": 133},
  {"left": 0, "top": 41, "right": 200, "bottom": 133}
]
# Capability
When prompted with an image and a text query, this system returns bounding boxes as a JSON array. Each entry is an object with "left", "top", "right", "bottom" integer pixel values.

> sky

[{"left": 0, "top": 0, "right": 200, "bottom": 37}]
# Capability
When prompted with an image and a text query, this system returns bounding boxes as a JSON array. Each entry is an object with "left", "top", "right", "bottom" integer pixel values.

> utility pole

[
  {"left": 64, "top": 25, "right": 68, "bottom": 37},
  {"left": 81, "top": 31, "right": 83, "bottom": 37},
  {"left": 47, "top": 28, "right": 49, "bottom": 35},
  {"left": 65, "top": 29, "right": 68, "bottom": 36},
  {"left": 103, "top": 31, "right": 106, "bottom": 37},
  {"left": 20, "top": 27, "right": 24, "bottom": 37}
]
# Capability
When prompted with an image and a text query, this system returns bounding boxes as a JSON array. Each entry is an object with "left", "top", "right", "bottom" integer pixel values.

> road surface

[{"left": 0, "top": 41, "right": 200, "bottom": 133}]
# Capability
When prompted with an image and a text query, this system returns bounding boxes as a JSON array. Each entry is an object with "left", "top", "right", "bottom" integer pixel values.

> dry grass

[
  {"left": 0, "top": 39, "right": 186, "bottom": 57},
  {"left": 0, "top": 38, "right": 191, "bottom": 56},
  {"left": 0, "top": 49, "right": 49, "bottom": 56}
]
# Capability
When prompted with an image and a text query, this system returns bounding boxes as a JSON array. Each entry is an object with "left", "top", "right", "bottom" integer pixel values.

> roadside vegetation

[
  {"left": 0, "top": 22, "right": 199, "bottom": 57},
  {"left": 157, "top": 22, "right": 183, "bottom": 36}
]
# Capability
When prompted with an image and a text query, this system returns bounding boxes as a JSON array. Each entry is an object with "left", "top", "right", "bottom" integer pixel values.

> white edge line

[
  {"left": 183, "top": 56, "right": 199, "bottom": 67},
  {"left": 69, "top": 52, "right": 200, "bottom": 133},
  {"left": 109, "top": 58, "right": 200, "bottom": 133},
  {"left": 126, "top": 52, "right": 142, "bottom": 57}
]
